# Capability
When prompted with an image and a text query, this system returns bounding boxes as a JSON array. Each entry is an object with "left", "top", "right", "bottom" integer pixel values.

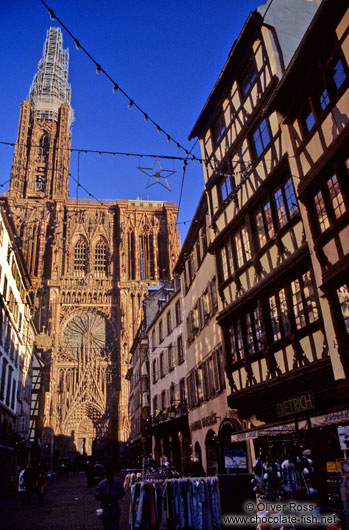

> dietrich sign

[{"left": 276, "top": 392, "right": 315, "bottom": 418}]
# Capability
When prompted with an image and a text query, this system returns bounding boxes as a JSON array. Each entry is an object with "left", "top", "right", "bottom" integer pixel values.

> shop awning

[
  {"left": 231, "top": 422, "right": 296, "bottom": 442},
  {"left": 231, "top": 410, "right": 349, "bottom": 442},
  {"left": 310, "top": 409, "right": 349, "bottom": 427},
  {"left": 0, "top": 444, "right": 15, "bottom": 451}
]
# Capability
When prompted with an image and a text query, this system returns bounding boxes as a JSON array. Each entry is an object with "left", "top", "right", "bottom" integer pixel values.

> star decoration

[{"left": 137, "top": 158, "right": 175, "bottom": 191}]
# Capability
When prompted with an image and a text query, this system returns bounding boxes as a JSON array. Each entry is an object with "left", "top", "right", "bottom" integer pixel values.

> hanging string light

[
  {"left": 39, "top": 0, "right": 200, "bottom": 161},
  {"left": 0, "top": 140, "right": 196, "bottom": 163}
]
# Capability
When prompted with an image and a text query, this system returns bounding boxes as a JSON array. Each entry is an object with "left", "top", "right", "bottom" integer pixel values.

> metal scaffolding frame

[{"left": 29, "top": 27, "right": 74, "bottom": 124}]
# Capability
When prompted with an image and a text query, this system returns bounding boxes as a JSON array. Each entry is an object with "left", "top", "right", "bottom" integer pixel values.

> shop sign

[
  {"left": 326, "top": 461, "right": 342, "bottom": 473},
  {"left": 202, "top": 412, "right": 217, "bottom": 428},
  {"left": 310, "top": 409, "right": 349, "bottom": 427},
  {"left": 190, "top": 412, "right": 217, "bottom": 431},
  {"left": 276, "top": 392, "right": 315, "bottom": 418},
  {"left": 257, "top": 423, "right": 297, "bottom": 437},
  {"left": 191, "top": 420, "right": 202, "bottom": 431},
  {"left": 224, "top": 448, "right": 247, "bottom": 469},
  {"left": 230, "top": 431, "right": 258, "bottom": 443}
]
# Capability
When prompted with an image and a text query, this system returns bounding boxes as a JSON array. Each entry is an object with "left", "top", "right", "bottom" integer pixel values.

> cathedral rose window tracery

[{"left": 62, "top": 312, "right": 113, "bottom": 357}]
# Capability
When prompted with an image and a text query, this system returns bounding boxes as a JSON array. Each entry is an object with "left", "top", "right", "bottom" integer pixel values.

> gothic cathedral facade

[{"left": 5, "top": 28, "right": 180, "bottom": 460}]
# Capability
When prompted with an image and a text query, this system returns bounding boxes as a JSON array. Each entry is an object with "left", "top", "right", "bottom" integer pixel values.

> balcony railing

[{"left": 148, "top": 400, "right": 187, "bottom": 427}]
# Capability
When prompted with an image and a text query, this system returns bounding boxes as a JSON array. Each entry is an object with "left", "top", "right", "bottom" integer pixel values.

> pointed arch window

[
  {"left": 139, "top": 226, "right": 154, "bottom": 280},
  {"left": 95, "top": 239, "right": 107, "bottom": 275},
  {"left": 128, "top": 230, "right": 136, "bottom": 280},
  {"left": 38, "top": 132, "right": 49, "bottom": 159},
  {"left": 158, "top": 230, "right": 169, "bottom": 280},
  {"left": 74, "top": 239, "right": 87, "bottom": 273}
]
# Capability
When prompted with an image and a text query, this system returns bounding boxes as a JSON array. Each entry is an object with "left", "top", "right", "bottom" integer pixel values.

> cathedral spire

[
  {"left": 29, "top": 27, "right": 74, "bottom": 125},
  {"left": 8, "top": 27, "right": 72, "bottom": 201}
]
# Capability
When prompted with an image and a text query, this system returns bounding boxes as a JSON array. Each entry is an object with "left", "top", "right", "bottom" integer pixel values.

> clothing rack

[
  {"left": 141, "top": 473, "right": 182, "bottom": 480},
  {"left": 130, "top": 475, "right": 221, "bottom": 530}
]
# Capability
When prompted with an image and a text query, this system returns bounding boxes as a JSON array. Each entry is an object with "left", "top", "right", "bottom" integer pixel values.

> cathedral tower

[
  {"left": 9, "top": 28, "right": 72, "bottom": 201},
  {"left": 6, "top": 28, "right": 180, "bottom": 462}
]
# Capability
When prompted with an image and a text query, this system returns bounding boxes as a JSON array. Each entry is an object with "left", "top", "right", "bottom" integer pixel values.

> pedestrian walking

[
  {"left": 95, "top": 463, "right": 125, "bottom": 530},
  {"left": 36, "top": 464, "right": 48, "bottom": 504},
  {"left": 23, "top": 463, "right": 38, "bottom": 504},
  {"left": 85, "top": 460, "right": 94, "bottom": 487}
]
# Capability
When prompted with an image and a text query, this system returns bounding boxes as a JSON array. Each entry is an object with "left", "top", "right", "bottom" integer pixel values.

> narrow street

[{"left": 0, "top": 472, "right": 131, "bottom": 530}]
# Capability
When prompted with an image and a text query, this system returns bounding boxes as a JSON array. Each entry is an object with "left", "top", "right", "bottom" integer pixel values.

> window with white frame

[
  {"left": 152, "top": 359, "right": 157, "bottom": 384},
  {"left": 177, "top": 335, "right": 184, "bottom": 364},
  {"left": 235, "top": 225, "right": 251, "bottom": 269},
  {"left": 168, "top": 344, "right": 174, "bottom": 371},
  {"left": 159, "top": 352, "right": 165, "bottom": 378},
  {"left": 159, "top": 321, "right": 163, "bottom": 343},
  {"left": 166, "top": 311, "right": 172, "bottom": 335},
  {"left": 252, "top": 118, "right": 271, "bottom": 158},
  {"left": 220, "top": 175, "right": 233, "bottom": 202},
  {"left": 273, "top": 178, "right": 298, "bottom": 229},
  {"left": 312, "top": 169, "right": 346, "bottom": 234},
  {"left": 175, "top": 300, "right": 182, "bottom": 325}
]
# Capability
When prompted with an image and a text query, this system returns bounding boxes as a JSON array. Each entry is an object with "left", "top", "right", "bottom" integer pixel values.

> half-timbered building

[{"left": 188, "top": 0, "right": 348, "bottom": 518}]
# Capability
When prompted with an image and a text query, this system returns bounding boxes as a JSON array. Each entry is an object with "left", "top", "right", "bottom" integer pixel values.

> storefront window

[
  {"left": 205, "top": 430, "right": 218, "bottom": 476},
  {"left": 250, "top": 423, "right": 348, "bottom": 525}
]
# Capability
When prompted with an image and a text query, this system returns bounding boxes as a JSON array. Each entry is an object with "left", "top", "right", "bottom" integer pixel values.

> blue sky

[{"left": 0, "top": 0, "right": 262, "bottom": 244}]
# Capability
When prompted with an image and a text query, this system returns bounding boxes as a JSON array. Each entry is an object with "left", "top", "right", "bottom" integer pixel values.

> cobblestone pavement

[{"left": 0, "top": 472, "right": 131, "bottom": 530}]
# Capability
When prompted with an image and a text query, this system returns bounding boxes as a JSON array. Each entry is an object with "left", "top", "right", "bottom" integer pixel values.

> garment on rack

[{"left": 130, "top": 476, "right": 221, "bottom": 530}]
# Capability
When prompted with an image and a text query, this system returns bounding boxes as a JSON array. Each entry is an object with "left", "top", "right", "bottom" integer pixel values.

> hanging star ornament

[{"left": 137, "top": 158, "right": 175, "bottom": 191}]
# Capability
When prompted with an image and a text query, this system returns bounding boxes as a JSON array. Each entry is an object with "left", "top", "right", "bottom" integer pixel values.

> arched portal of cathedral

[
  {"left": 56, "top": 312, "right": 115, "bottom": 459},
  {"left": 75, "top": 417, "right": 95, "bottom": 456}
]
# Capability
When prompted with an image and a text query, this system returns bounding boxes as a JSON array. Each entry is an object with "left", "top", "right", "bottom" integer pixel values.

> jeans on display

[
  {"left": 209, "top": 478, "right": 221, "bottom": 530},
  {"left": 130, "top": 476, "right": 221, "bottom": 530}
]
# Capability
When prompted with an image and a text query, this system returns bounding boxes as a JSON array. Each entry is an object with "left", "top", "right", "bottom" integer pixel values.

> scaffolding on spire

[{"left": 29, "top": 27, "right": 74, "bottom": 125}]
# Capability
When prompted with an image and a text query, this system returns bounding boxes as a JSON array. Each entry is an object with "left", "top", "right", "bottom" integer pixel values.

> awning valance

[
  {"left": 231, "top": 422, "right": 296, "bottom": 443},
  {"left": 231, "top": 410, "right": 349, "bottom": 443},
  {"left": 310, "top": 409, "right": 349, "bottom": 427}
]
